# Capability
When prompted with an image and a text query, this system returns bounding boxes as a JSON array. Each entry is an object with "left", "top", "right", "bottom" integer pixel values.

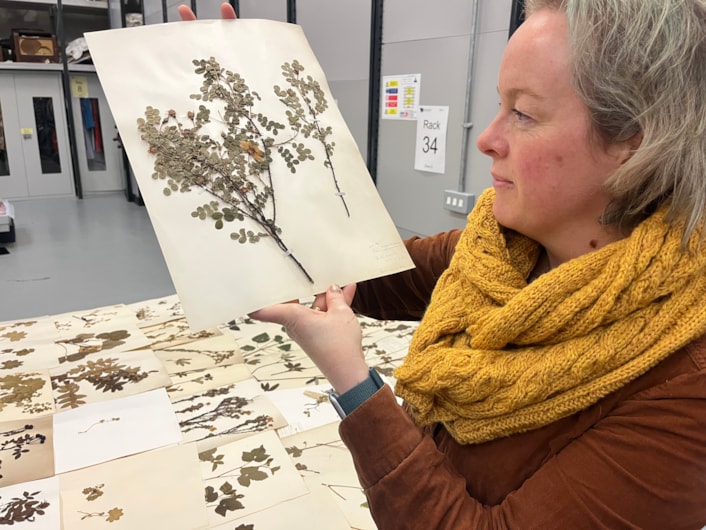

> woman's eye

[{"left": 511, "top": 108, "right": 530, "bottom": 121}]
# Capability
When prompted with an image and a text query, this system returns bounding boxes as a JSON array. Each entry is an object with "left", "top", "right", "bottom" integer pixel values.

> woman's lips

[{"left": 492, "top": 174, "right": 513, "bottom": 188}]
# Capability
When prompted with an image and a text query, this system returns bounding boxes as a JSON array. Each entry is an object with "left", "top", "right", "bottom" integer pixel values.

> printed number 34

[{"left": 422, "top": 136, "right": 438, "bottom": 154}]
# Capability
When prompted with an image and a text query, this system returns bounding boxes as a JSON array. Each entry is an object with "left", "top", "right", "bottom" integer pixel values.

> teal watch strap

[{"left": 329, "top": 368, "right": 384, "bottom": 418}]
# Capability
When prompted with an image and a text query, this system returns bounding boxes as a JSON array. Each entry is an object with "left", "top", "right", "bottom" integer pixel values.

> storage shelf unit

[{"left": 0, "top": 0, "right": 125, "bottom": 199}]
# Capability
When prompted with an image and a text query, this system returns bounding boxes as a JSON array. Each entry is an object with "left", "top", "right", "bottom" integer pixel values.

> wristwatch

[{"left": 328, "top": 367, "right": 385, "bottom": 418}]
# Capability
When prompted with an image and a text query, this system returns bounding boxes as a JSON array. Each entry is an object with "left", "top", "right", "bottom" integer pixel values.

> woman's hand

[
  {"left": 178, "top": 2, "right": 237, "bottom": 21},
  {"left": 250, "top": 284, "right": 370, "bottom": 394}
]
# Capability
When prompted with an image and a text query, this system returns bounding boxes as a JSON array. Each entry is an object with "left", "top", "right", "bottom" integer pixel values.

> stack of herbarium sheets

[{"left": 0, "top": 294, "right": 417, "bottom": 528}]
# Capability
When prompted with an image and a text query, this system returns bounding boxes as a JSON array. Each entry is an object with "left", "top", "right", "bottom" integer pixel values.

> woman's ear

[{"left": 609, "top": 132, "right": 643, "bottom": 165}]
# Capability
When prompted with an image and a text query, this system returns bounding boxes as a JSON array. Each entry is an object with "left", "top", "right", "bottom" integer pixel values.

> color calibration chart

[{"left": 382, "top": 74, "right": 421, "bottom": 120}]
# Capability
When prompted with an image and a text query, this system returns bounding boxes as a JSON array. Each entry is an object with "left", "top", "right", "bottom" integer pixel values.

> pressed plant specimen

[
  {"left": 200, "top": 444, "right": 280, "bottom": 518},
  {"left": 0, "top": 425, "right": 46, "bottom": 480},
  {"left": 240, "top": 328, "right": 326, "bottom": 387},
  {"left": 137, "top": 57, "right": 346, "bottom": 284},
  {"left": 0, "top": 373, "right": 52, "bottom": 415},
  {"left": 52, "top": 357, "right": 156, "bottom": 409},
  {"left": 165, "top": 345, "right": 239, "bottom": 368},
  {"left": 78, "top": 483, "right": 123, "bottom": 522},
  {"left": 274, "top": 60, "right": 348, "bottom": 216},
  {"left": 0, "top": 490, "right": 50, "bottom": 524},
  {"left": 174, "top": 385, "right": 273, "bottom": 442},
  {"left": 77, "top": 417, "right": 121, "bottom": 435},
  {"left": 56, "top": 330, "right": 132, "bottom": 364},
  {"left": 0, "top": 321, "right": 36, "bottom": 344}
]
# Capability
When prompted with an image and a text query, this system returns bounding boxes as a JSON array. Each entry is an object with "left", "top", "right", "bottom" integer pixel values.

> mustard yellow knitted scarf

[{"left": 394, "top": 189, "right": 706, "bottom": 444}]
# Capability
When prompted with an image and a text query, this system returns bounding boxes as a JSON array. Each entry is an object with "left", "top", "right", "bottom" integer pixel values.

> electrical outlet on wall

[{"left": 443, "top": 190, "right": 475, "bottom": 214}]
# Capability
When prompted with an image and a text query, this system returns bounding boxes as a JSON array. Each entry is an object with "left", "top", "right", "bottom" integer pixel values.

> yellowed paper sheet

[
  {"left": 85, "top": 20, "right": 413, "bottom": 331},
  {"left": 171, "top": 378, "right": 287, "bottom": 451},
  {"left": 166, "top": 363, "right": 253, "bottom": 400},
  {"left": 0, "top": 475, "right": 60, "bottom": 528},
  {"left": 0, "top": 369, "right": 54, "bottom": 422},
  {"left": 208, "top": 486, "right": 351, "bottom": 530},
  {"left": 281, "top": 422, "right": 376, "bottom": 529},
  {"left": 49, "top": 349, "right": 171, "bottom": 410},
  {"left": 60, "top": 444, "right": 207, "bottom": 530},
  {"left": 0, "top": 415, "right": 54, "bottom": 488},
  {"left": 155, "top": 334, "right": 243, "bottom": 375},
  {"left": 199, "top": 430, "right": 308, "bottom": 525}
]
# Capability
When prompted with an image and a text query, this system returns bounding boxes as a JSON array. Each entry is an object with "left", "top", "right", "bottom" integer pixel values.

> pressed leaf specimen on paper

[
  {"left": 53, "top": 308, "right": 121, "bottom": 333},
  {"left": 155, "top": 334, "right": 243, "bottom": 375},
  {"left": 172, "top": 380, "right": 286, "bottom": 448},
  {"left": 129, "top": 295, "right": 183, "bottom": 325},
  {"left": 52, "top": 389, "right": 182, "bottom": 474},
  {"left": 0, "top": 425, "right": 46, "bottom": 481},
  {"left": 59, "top": 444, "right": 208, "bottom": 530},
  {"left": 137, "top": 57, "right": 347, "bottom": 285},
  {"left": 282, "top": 422, "right": 375, "bottom": 529},
  {"left": 77, "top": 483, "right": 124, "bottom": 522},
  {"left": 77, "top": 417, "right": 121, "bottom": 435},
  {"left": 266, "top": 385, "right": 339, "bottom": 437},
  {"left": 166, "top": 363, "right": 253, "bottom": 400},
  {"left": 50, "top": 351, "right": 170, "bottom": 410},
  {"left": 0, "top": 476, "right": 59, "bottom": 527},
  {"left": 0, "top": 322, "right": 39, "bottom": 346},
  {"left": 358, "top": 315, "right": 419, "bottom": 380},
  {"left": 199, "top": 430, "right": 307, "bottom": 525},
  {"left": 56, "top": 330, "right": 132, "bottom": 365},
  {"left": 139, "top": 317, "right": 222, "bottom": 351},
  {"left": 235, "top": 320, "right": 325, "bottom": 390},
  {"left": 0, "top": 489, "right": 50, "bottom": 525},
  {"left": 201, "top": 444, "right": 281, "bottom": 517},
  {"left": 0, "top": 371, "right": 54, "bottom": 420},
  {"left": 0, "top": 320, "right": 63, "bottom": 374},
  {"left": 0, "top": 417, "right": 54, "bottom": 488}
]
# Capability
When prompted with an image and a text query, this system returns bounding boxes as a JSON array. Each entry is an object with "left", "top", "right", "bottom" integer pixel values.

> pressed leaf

[{"left": 215, "top": 496, "right": 244, "bottom": 516}]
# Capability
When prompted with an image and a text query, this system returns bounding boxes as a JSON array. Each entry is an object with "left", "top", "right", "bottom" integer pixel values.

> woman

[{"left": 186, "top": 1, "right": 706, "bottom": 527}]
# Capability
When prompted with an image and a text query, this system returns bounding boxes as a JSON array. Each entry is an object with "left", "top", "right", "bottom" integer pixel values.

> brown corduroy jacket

[{"left": 347, "top": 229, "right": 706, "bottom": 529}]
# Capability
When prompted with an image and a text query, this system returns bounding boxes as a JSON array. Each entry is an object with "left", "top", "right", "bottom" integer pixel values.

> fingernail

[{"left": 330, "top": 283, "right": 342, "bottom": 293}]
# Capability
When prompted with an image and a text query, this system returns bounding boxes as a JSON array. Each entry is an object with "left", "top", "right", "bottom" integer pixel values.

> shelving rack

[{"left": 0, "top": 0, "right": 111, "bottom": 199}]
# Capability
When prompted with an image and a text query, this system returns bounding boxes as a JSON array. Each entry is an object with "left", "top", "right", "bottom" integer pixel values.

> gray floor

[{"left": 0, "top": 192, "right": 176, "bottom": 322}]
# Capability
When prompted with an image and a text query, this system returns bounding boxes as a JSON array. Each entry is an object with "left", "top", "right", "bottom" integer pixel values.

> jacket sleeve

[
  {"left": 351, "top": 229, "right": 463, "bottom": 321},
  {"left": 338, "top": 361, "right": 706, "bottom": 530}
]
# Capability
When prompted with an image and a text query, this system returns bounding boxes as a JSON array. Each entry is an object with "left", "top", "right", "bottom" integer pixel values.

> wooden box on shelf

[{"left": 12, "top": 29, "right": 59, "bottom": 64}]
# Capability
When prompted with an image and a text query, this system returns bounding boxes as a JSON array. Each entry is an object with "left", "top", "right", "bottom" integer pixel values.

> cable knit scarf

[{"left": 394, "top": 189, "right": 706, "bottom": 444}]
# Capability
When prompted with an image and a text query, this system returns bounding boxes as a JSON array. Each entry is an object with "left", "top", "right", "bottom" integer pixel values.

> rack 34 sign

[{"left": 414, "top": 106, "right": 449, "bottom": 174}]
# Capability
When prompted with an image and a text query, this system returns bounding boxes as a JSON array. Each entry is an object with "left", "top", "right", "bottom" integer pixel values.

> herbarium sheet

[
  {"left": 85, "top": 19, "right": 414, "bottom": 331},
  {"left": 171, "top": 378, "right": 286, "bottom": 451},
  {"left": 198, "top": 429, "right": 308, "bottom": 526},
  {"left": 60, "top": 443, "right": 207, "bottom": 530},
  {"left": 0, "top": 475, "right": 60, "bottom": 528},
  {"left": 52, "top": 388, "right": 182, "bottom": 474},
  {"left": 281, "top": 421, "right": 377, "bottom": 530},
  {"left": 0, "top": 415, "right": 54, "bottom": 488}
]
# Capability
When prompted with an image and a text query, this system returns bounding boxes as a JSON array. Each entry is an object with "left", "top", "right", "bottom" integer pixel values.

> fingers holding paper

[
  {"left": 178, "top": 2, "right": 237, "bottom": 21},
  {"left": 251, "top": 284, "right": 369, "bottom": 394}
]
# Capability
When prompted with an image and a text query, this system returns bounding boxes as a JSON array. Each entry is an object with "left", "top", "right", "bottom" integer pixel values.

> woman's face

[{"left": 476, "top": 9, "right": 629, "bottom": 261}]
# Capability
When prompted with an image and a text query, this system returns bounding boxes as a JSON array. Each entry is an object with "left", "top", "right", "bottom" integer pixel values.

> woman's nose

[{"left": 477, "top": 113, "right": 507, "bottom": 159}]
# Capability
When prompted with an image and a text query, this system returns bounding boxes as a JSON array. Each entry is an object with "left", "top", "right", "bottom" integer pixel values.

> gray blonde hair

[{"left": 525, "top": 0, "right": 706, "bottom": 242}]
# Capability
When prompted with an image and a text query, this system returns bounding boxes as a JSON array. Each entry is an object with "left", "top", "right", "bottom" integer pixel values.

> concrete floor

[{"left": 0, "top": 192, "right": 176, "bottom": 322}]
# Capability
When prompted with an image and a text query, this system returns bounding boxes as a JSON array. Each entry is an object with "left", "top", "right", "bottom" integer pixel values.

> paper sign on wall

[
  {"left": 70, "top": 76, "right": 89, "bottom": 98},
  {"left": 414, "top": 105, "right": 449, "bottom": 174},
  {"left": 382, "top": 74, "right": 421, "bottom": 120}
]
